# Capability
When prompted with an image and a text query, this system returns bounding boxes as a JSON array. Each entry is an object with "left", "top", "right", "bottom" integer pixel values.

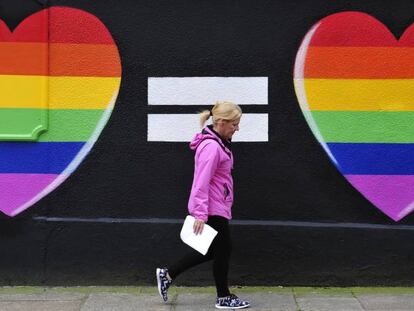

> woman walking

[{"left": 156, "top": 101, "right": 250, "bottom": 309}]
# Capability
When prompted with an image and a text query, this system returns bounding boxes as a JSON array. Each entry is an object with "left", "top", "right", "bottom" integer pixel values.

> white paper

[{"left": 180, "top": 215, "right": 218, "bottom": 255}]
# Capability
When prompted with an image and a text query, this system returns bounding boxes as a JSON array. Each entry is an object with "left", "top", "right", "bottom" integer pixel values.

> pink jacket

[{"left": 188, "top": 126, "right": 234, "bottom": 222}]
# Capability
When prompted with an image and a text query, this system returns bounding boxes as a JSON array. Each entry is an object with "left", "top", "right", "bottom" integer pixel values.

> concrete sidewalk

[{"left": 1, "top": 286, "right": 414, "bottom": 310}]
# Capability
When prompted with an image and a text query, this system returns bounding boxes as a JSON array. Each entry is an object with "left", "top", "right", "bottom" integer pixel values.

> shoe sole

[
  {"left": 215, "top": 304, "right": 250, "bottom": 309},
  {"left": 156, "top": 268, "right": 167, "bottom": 302}
]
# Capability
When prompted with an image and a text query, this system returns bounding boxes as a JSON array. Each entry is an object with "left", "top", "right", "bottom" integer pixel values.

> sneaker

[
  {"left": 156, "top": 268, "right": 172, "bottom": 302},
  {"left": 215, "top": 294, "right": 250, "bottom": 309}
]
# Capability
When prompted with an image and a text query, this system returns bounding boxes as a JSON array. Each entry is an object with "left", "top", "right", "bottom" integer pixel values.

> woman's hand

[{"left": 193, "top": 219, "right": 205, "bottom": 235}]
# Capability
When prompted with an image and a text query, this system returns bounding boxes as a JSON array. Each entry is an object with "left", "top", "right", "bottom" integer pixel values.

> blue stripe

[
  {"left": 327, "top": 143, "right": 414, "bottom": 175},
  {"left": 0, "top": 142, "right": 85, "bottom": 174}
]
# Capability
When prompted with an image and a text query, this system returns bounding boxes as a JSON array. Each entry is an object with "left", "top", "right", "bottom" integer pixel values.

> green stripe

[
  {"left": 0, "top": 108, "right": 47, "bottom": 141},
  {"left": 311, "top": 111, "right": 414, "bottom": 143},
  {"left": 0, "top": 109, "right": 106, "bottom": 142}
]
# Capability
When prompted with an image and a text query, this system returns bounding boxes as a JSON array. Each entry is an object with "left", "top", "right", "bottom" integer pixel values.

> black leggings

[{"left": 168, "top": 216, "right": 232, "bottom": 297}]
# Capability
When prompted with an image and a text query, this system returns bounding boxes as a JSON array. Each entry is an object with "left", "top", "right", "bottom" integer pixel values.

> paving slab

[
  {"left": 296, "top": 294, "right": 364, "bottom": 311},
  {"left": 0, "top": 300, "right": 82, "bottom": 311},
  {"left": 81, "top": 293, "right": 173, "bottom": 311},
  {"left": 356, "top": 294, "right": 414, "bottom": 310},
  {"left": 0, "top": 291, "right": 86, "bottom": 301},
  {"left": 174, "top": 292, "right": 297, "bottom": 310},
  {"left": 174, "top": 293, "right": 214, "bottom": 310},
  {"left": 240, "top": 292, "right": 297, "bottom": 311}
]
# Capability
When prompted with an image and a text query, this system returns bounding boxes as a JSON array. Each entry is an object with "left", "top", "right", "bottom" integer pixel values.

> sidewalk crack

[
  {"left": 292, "top": 288, "right": 301, "bottom": 311},
  {"left": 351, "top": 290, "right": 366, "bottom": 311},
  {"left": 78, "top": 293, "right": 90, "bottom": 311},
  {"left": 170, "top": 293, "right": 178, "bottom": 311}
]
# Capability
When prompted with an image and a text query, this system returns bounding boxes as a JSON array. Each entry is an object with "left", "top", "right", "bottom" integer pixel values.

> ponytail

[{"left": 199, "top": 110, "right": 211, "bottom": 128}]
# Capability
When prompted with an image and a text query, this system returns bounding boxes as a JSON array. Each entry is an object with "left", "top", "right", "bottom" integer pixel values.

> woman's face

[{"left": 218, "top": 118, "right": 240, "bottom": 140}]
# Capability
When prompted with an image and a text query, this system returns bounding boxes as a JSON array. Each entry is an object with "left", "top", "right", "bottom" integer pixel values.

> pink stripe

[
  {"left": 0, "top": 173, "right": 59, "bottom": 216},
  {"left": 345, "top": 175, "right": 414, "bottom": 221}
]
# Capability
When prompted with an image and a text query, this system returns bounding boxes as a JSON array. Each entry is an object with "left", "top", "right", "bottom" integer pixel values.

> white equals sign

[{"left": 147, "top": 77, "right": 268, "bottom": 142}]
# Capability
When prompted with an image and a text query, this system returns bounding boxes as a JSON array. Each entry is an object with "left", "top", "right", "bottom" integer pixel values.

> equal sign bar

[{"left": 147, "top": 77, "right": 268, "bottom": 142}]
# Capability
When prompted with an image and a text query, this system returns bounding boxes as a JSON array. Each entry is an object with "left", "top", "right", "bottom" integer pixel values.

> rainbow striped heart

[
  {"left": 0, "top": 7, "right": 121, "bottom": 216},
  {"left": 294, "top": 11, "right": 414, "bottom": 221}
]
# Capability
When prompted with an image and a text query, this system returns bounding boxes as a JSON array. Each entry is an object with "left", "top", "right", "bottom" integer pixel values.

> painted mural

[
  {"left": 294, "top": 11, "right": 414, "bottom": 221},
  {"left": 0, "top": 7, "right": 121, "bottom": 216}
]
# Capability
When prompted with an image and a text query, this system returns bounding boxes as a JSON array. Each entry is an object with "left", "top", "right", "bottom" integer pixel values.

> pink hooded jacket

[{"left": 188, "top": 126, "right": 234, "bottom": 222}]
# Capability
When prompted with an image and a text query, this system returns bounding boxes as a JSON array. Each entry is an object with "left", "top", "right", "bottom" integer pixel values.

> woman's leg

[
  {"left": 167, "top": 217, "right": 222, "bottom": 279},
  {"left": 210, "top": 217, "right": 232, "bottom": 297},
  {"left": 167, "top": 216, "right": 232, "bottom": 298},
  {"left": 167, "top": 248, "right": 212, "bottom": 279},
  {"left": 157, "top": 226, "right": 214, "bottom": 302}
]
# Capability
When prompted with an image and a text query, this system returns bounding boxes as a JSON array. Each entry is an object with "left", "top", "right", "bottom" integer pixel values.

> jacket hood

[{"left": 189, "top": 126, "right": 231, "bottom": 155}]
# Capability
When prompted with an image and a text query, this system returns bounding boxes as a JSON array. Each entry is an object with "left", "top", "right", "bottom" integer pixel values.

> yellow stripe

[
  {"left": 0, "top": 75, "right": 121, "bottom": 109},
  {"left": 296, "top": 79, "right": 414, "bottom": 111},
  {"left": 0, "top": 75, "right": 48, "bottom": 109}
]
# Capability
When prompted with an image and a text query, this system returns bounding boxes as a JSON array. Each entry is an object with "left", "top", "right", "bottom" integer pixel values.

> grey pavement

[{"left": 0, "top": 287, "right": 414, "bottom": 310}]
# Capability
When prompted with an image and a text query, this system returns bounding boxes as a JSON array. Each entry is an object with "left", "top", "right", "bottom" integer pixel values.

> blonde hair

[{"left": 199, "top": 101, "right": 242, "bottom": 128}]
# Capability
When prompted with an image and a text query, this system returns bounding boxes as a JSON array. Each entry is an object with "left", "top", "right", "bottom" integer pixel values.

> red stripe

[
  {"left": 308, "top": 11, "right": 414, "bottom": 47},
  {"left": 48, "top": 7, "right": 115, "bottom": 44},
  {"left": 0, "top": 10, "right": 48, "bottom": 42},
  {"left": 0, "top": 7, "right": 115, "bottom": 44},
  {"left": 400, "top": 24, "right": 414, "bottom": 46}
]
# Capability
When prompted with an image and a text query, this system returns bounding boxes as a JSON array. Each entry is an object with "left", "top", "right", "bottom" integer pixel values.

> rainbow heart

[
  {"left": 0, "top": 7, "right": 121, "bottom": 216},
  {"left": 294, "top": 12, "right": 414, "bottom": 221}
]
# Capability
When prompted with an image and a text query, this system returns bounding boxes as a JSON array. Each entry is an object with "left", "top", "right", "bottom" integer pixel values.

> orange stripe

[
  {"left": 50, "top": 43, "right": 120, "bottom": 76},
  {"left": 0, "top": 42, "right": 47, "bottom": 75},
  {"left": 0, "top": 42, "right": 121, "bottom": 77},
  {"left": 304, "top": 47, "right": 414, "bottom": 78}
]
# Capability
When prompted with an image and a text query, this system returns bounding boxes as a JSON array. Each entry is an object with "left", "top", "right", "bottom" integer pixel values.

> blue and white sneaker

[
  {"left": 156, "top": 268, "right": 172, "bottom": 302},
  {"left": 215, "top": 294, "right": 250, "bottom": 309}
]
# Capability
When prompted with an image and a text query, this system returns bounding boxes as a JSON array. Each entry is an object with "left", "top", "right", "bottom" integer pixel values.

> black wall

[{"left": 1, "top": 0, "right": 414, "bottom": 286}]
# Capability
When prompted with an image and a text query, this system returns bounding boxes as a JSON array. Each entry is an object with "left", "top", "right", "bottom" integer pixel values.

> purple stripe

[
  {"left": 0, "top": 173, "right": 60, "bottom": 216},
  {"left": 345, "top": 175, "right": 414, "bottom": 221}
]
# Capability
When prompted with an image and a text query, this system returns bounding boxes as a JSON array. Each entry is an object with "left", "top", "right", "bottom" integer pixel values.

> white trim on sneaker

[{"left": 156, "top": 268, "right": 164, "bottom": 301}]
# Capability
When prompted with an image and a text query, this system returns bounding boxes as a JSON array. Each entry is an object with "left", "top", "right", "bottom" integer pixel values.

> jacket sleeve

[{"left": 188, "top": 141, "right": 220, "bottom": 222}]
